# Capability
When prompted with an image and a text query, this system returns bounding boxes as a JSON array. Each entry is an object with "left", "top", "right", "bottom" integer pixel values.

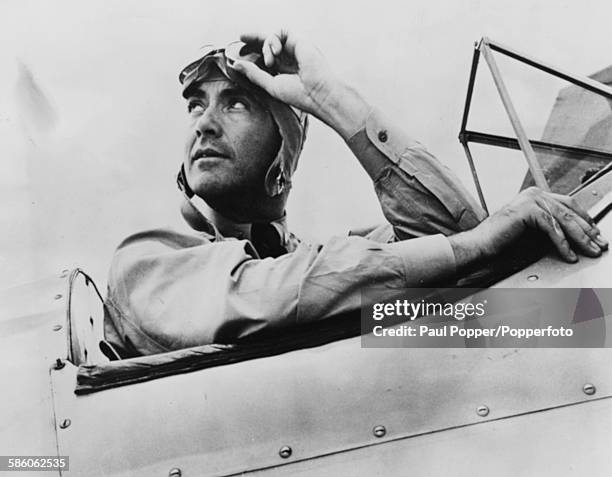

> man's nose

[{"left": 195, "top": 106, "right": 222, "bottom": 138}]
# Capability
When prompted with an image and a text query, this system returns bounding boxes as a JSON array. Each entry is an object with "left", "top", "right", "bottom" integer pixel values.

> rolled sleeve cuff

[
  {"left": 363, "top": 108, "right": 421, "bottom": 167},
  {"left": 386, "top": 234, "right": 456, "bottom": 286},
  {"left": 363, "top": 108, "right": 486, "bottom": 228}
]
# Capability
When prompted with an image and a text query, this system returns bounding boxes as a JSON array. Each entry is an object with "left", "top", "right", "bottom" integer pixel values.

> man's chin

[
  {"left": 191, "top": 180, "right": 248, "bottom": 204},
  {"left": 187, "top": 168, "right": 268, "bottom": 203},
  {"left": 188, "top": 171, "right": 231, "bottom": 197}
]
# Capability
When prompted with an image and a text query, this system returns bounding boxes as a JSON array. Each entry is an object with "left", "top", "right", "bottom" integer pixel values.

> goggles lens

[
  {"left": 179, "top": 41, "right": 271, "bottom": 86},
  {"left": 224, "top": 41, "right": 267, "bottom": 69},
  {"left": 178, "top": 45, "right": 217, "bottom": 84}
]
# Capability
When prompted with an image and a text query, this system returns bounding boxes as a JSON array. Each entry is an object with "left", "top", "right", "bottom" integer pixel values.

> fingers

[
  {"left": 241, "top": 31, "right": 287, "bottom": 48},
  {"left": 241, "top": 31, "right": 286, "bottom": 67},
  {"left": 531, "top": 192, "right": 607, "bottom": 262},
  {"left": 230, "top": 60, "right": 275, "bottom": 94},
  {"left": 557, "top": 202, "right": 608, "bottom": 252},
  {"left": 552, "top": 193, "right": 608, "bottom": 249},
  {"left": 532, "top": 204, "right": 578, "bottom": 263},
  {"left": 263, "top": 39, "right": 275, "bottom": 68},
  {"left": 240, "top": 32, "right": 266, "bottom": 45},
  {"left": 550, "top": 193, "right": 593, "bottom": 224},
  {"left": 495, "top": 187, "right": 607, "bottom": 264},
  {"left": 265, "top": 34, "right": 283, "bottom": 64},
  {"left": 541, "top": 200, "right": 601, "bottom": 258}
]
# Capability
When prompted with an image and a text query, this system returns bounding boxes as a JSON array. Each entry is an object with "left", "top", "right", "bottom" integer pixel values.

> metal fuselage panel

[
  {"left": 5, "top": 176, "right": 612, "bottom": 476},
  {"left": 50, "top": 345, "right": 612, "bottom": 475},
  {"left": 0, "top": 272, "right": 69, "bottom": 472},
  {"left": 246, "top": 397, "right": 612, "bottom": 477}
]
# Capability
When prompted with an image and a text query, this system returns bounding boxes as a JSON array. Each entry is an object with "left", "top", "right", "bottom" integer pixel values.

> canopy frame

[{"left": 459, "top": 37, "right": 612, "bottom": 215}]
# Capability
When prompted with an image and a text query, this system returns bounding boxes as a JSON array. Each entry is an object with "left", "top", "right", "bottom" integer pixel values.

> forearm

[
  {"left": 297, "top": 234, "right": 456, "bottom": 320},
  {"left": 447, "top": 227, "right": 490, "bottom": 273},
  {"left": 311, "top": 79, "right": 372, "bottom": 141}
]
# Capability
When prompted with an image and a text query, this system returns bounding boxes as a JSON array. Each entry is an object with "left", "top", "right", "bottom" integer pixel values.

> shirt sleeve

[
  {"left": 104, "top": 228, "right": 455, "bottom": 356},
  {"left": 346, "top": 108, "right": 487, "bottom": 240}
]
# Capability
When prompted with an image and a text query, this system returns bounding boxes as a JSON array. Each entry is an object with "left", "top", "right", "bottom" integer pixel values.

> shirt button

[{"left": 378, "top": 130, "right": 388, "bottom": 143}]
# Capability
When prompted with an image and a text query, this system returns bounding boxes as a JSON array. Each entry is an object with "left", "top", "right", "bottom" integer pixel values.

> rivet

[
  {"left": 52, "top": 324, "right": 62, "bottom": 332},
  {"left": 373, "top": 425, "right": 386, "bottom": 438},
  {"left": 583, "top": 383, "right": 596, "bottom": 396},
  {"left": 54, "top": 358, "right": 65, "bottom": 370},
  {"left": 279, "top": 446, "right": 292, "bottom": 459},
  {"left": 169, "top": 468, "right": 182, "bottom": 477},
  {"left": 54, "top": 294, "right": 63, "bottom": 300},
  {"left": 477, "top": 405, "right": 489, "bottom": 417},
  {"left": 592, "top": 190, "right": 599, "bottom": 196},
  {"left": 378, "top": 130, "right": 388, "bottom": 143},
  {"left": 527, "top": 274, "right": 539, "bottom": 282},
  {"left": 59, "top": 419, "right": 71, "bottom": 429}
]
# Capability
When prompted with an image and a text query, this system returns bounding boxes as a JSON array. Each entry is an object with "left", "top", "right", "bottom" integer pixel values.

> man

[{"left": 104, "top": 30, "right": 607, "bottom": 357}]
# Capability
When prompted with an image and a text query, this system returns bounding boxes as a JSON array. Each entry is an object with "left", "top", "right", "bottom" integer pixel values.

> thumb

[{"left": 231, "top": 60, "right": 275, "bottom": 94}]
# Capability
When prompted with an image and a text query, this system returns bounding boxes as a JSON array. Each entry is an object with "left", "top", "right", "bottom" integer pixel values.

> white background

[{"left": 1, "top": 0, "right": 610, "bottom": 290}]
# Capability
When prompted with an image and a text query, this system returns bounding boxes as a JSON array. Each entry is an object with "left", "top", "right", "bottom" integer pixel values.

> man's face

[{"left": 183, "top": 76, "right": 281, "bottom": 206}]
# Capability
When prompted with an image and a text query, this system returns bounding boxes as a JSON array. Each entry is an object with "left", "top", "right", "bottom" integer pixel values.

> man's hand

[
  {"left": 230, "top": 30, "right": 370, "bottom": 139},
  {"left": 449, "top": 187, "right": 608, "bottom": 270}
]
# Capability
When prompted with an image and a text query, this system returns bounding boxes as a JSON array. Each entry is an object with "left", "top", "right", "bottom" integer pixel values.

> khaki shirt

[{"left": 104, "top": 110, "right": 486, "bottom": 356}]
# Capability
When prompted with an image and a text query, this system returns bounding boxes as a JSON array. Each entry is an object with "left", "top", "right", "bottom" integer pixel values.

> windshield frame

[{"left": 459, "top": 37, "right": 612, "bottom": 215}]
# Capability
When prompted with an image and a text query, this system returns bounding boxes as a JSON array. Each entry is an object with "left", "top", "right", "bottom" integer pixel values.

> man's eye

[
  {"left": 187, "top": 101, "right": 204, "bottom": 115},
  {"left": 229, "top": 99, "right": 248, "bottom": 110}
]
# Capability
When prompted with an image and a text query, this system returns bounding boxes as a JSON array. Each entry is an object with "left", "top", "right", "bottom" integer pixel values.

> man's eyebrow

[
  {"left": 185, "top": 84, "right": 264, "bottom": 107},
  {"left": 219, "top": 85, "right": 258, "bottom": 101},
  {"left": 185, "top": 85, "right": 252, "bottom": 99}
]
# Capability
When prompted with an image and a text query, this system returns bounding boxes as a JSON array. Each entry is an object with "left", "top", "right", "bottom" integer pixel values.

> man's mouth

[{"left": 192, "top": 147, "right": 231, "bottom": 161}]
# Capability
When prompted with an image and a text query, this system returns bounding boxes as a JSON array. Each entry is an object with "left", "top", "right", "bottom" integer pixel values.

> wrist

[
  {"left": 448, "top": 227, "right": 490, "bottom": 272},
  {"left": 313, "top": 79, "right": 371, "bottom": 140}
]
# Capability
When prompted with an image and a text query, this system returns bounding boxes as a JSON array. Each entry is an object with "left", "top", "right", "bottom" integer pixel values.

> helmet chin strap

[
  {"left": 192, "top": 194, "right": 253, "bottom": 239},
  {"left": 188, "top": 193, "right": 213, "bottom": 220}
]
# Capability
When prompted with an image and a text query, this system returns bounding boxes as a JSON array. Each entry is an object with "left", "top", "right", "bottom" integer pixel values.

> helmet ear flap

[
  {"left": 177, "top": 164, "right": 195, "bottom": 198},
  {"left": 262, "top": 101, "right": 308, "bottom": 198},
  {"left": 264, "top": 161, "right": 287, "bottom": 197}
]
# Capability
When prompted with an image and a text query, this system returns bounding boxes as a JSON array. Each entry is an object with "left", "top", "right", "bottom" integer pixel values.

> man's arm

[
  {"left": 309, "top": 79, "right": 487, "bottom": 237},
  {"left": 233, "top": 31, "right": 486, "bottom": 238},
  {"left": 106, "top": 190, "right": 607, "bottom": 356},
  {"left": 232, "top": 30, "right": 607, "bottom": 263},
  {"left": 104, "top": 228, "right": 457, "bottom": 356}
]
